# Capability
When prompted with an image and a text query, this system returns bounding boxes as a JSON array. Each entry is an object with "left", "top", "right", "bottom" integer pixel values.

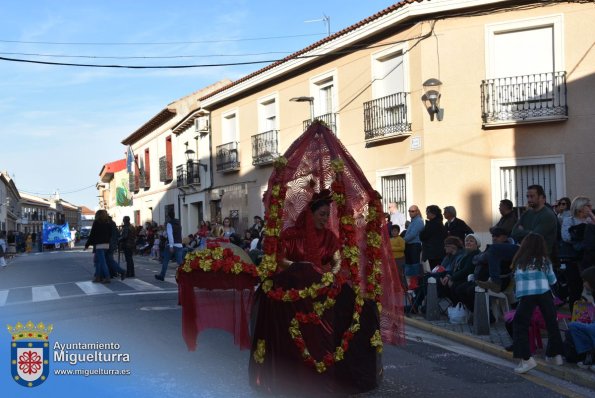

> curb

[{"left": 405, "top": 316, "right": 595, "bottom": 391}]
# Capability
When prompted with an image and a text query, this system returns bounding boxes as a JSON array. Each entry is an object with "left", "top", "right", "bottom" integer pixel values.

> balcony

[
  {"left": 251, "top": 130, "right": 279, "bottom": 166},
  {"left": 302, "top": 113, "right": 337, "bottom": 133},
  {"left": 128, "top": 173, "right": 139, "bottom": 192},
  {"left": 363, "top": 92, "right": 411, "bottom": 143},
  {"left": 159, "top": 156, "right": 173, "bottom": 182},
  {"left": 216, "top": 142, "right": 240, "bottom": 172},
  {"left": 481, "top": 71, "right": 567, "bottom": 126},
  {"left": 176, "top": 160, "right": 201, "bottom": 188}
]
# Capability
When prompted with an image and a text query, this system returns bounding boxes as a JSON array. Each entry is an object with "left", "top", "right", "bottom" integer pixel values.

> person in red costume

[
  {"left": 249, "top": 122, "right": 403, "bottom": 396},
  {"left": 281, "top": 189, "right": 341, "bottom": 273}
]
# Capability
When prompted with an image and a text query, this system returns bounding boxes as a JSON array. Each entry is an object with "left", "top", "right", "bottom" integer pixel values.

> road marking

[
  {"left": 0, "top": 290, "right": 8, "bottom": 306},
  {"left": 32, "top": 285, "right": 60, "bottom": 302},
  {"left": 139, "top": 305, "right": 179, "bottom": 311},
  {"left": 121, "top": 278, "right": 162, "bottom": 291},
  {"left": 118, "top": 290, "right": 178, "bottom": 296},
  {"left": 165, "top": 277, "right": 177, "bottom": 284},
  {"left": 75, "top": 281, "right": 112, "bottom": 295}
]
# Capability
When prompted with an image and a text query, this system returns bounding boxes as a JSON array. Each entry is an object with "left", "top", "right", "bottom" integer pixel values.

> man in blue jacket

[{"left": 403, "top": 205, "right": 424, "bottom": 284}]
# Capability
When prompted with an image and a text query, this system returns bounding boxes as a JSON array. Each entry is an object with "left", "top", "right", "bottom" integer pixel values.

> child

[
  {"left": 150, "top": 227, "right": 162, "bottom": 260},
  {"left": 390, "top": 225, "right": 405, "bottom": 266},
  {"left": 511, "top": 232, "right": 564, "bottom": 374}
]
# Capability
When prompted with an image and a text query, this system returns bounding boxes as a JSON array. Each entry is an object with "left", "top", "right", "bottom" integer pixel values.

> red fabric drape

[
  {"left": 178, "top": 270, "right": 257, "bottom": 351},
  {"left": 262, "top": 121, "right": 404, "bottom": 344}
]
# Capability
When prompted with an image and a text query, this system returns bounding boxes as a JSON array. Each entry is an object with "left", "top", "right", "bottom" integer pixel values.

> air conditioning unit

[{"left": 195, "top": 116, "right": 209, "bottom": 133}]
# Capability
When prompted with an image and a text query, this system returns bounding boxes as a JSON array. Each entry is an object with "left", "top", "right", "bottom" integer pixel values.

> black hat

[{"left": 490, "top": 227, "right": 508, "bottom": 237}]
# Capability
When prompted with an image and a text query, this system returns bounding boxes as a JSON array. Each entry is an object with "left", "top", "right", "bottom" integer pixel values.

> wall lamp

[
  {"left": 290, "top": 96, "right": 315, "bottom": 121},
  {"left": 421, "top": 78, "right": 444, "bottom": 121},
  {"left": 185, "top": 148, "right": 208, "bottom": 171}
]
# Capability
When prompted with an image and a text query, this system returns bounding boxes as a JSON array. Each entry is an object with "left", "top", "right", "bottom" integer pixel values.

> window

[
  {"left": 491, "top": 156, "right": 565, "bottom": 219},
  {"left": 310, "top": 71, "right": 337, "bottom": 117},
  {"left": 259, "top": 97, "right": 277, "bottom": 132},
  {"left": 308, "top": 71, "right": 338, "bottom": 133},
  {"left": 372, "top": 49, "right": 406, "bottom": 99},
  {"left": 134, "top": 210, "right": 140, "bottom": 227},
  {"left": 318, "top": 79, "right": 334, "bottom": 116},
  {"left": 365, "top": 47, "right": 411, "bottom": 141},
  {"left": 165, "top": 136, "right": 173, "bottom": 180},
  {"left": 376, "top": 167, "right": 412, "bottom": 215},
  {"left": 483, "top": 15, "right": 566, "bottom": 124},
  {"left": 381, "top": 174, "right": 407, "bottom": 215},
  {"left": 222, "top": 111, "right": 238, "bottom": 144},
  {"left": 144, "top": 148, "right": 151, "bottom": 188}
]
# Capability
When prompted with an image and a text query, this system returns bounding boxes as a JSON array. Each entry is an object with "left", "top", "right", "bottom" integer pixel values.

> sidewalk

[{"left": 405, "top": 313, "right": 595, "bottom": 390}]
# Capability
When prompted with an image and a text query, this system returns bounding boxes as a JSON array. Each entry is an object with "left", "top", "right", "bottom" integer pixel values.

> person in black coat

[
  {"left": 420, "top": 205, "right": 448, "bottom": 269},
  {"left": 84, "top": 209, "right": 113, "bottom": 283},
  {"left": 443, "top": 206, "right": 474, "bottom": 241}
]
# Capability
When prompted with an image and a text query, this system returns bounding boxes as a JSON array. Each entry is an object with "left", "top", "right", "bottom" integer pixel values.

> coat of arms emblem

[{"left": 7, "top": 321, "right": 52, "bottom": 387}]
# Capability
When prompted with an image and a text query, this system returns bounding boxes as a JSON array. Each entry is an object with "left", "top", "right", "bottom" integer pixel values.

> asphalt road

[{"left": 0, "top": 248, "right": 587, "bottom": 397}]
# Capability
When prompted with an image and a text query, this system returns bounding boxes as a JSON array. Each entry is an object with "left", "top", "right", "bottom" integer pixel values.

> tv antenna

[{"left": 304, "top": 14, "right": 330, "bottom": 37}]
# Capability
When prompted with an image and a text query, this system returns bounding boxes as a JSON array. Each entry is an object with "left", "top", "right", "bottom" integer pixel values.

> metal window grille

[
  {"left": 499, "top": 164, "right": 557, "bottom": 209},
  {"left": 381, "top": 174, "right": 407, "bottom": 214}
]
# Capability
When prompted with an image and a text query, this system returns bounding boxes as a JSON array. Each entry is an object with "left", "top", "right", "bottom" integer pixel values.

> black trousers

[
  {"left": 565, "top": 261, "right": 584, "bottom": 312},
  {"left": 124, "top": 247, "right": 135, "bottom": 276},
  {"left": 513, "top": 291, "right": 563, "bottom": 360}
]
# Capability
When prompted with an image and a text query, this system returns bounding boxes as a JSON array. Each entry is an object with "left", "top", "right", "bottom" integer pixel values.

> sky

[{"left": 0, "top": 0, "right": 399, "bottom": 209}]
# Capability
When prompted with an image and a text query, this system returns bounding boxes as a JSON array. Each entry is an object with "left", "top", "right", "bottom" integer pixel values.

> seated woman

[
  {"left": 444, "top": 234, "right": 481, "bottom": 307},
  {"left": 561, "top": 196, "right": 595, "bottom": 311},
  {"left": 438, "top": 236, "right": 465, "bottom": 295}
]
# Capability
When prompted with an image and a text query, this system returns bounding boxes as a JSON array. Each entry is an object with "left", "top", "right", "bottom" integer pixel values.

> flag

[{"left": 126, "top": 146, "right": 134, "bottom": 173}]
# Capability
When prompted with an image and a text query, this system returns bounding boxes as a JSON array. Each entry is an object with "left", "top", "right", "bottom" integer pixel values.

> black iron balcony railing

[
  {"left": 302, "top": 113, "right": 337, "bottom": 133},
  {"left": 363, "top": 92, "right": 411, "bottom": 141},
  {"left": 216, "top": 142, "right": 240, "bottom": 172},
  {"left": 176, "top": 160, "right": 201, "bottom": 187},
  {"left": 159, "top": 156, "right": 173, "bottom": 182},
  {"left": 481, "top": 71, "right": 567, "bottom": 125},
  {"left": 251, "top": 130, "right": 279, "bottom": 166}
]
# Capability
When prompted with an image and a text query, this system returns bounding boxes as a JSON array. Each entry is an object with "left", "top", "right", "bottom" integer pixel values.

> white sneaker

[
  {"left": 514, "top": 357, "right": 537, "bottom": 374},
  {"left": 577, "top": 361, "right": 590, "bottom": 369},
  {"left": 545, "top": 355, "right": 563, "bottom": 366}
]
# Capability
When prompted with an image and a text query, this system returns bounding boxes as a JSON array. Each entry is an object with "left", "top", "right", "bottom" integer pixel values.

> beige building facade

[
  {"left": 196, "top": 0, "right": 595, "bottom": 239},
  {"left": 119, "top": 80, "right": 231, "bottom": 232}
]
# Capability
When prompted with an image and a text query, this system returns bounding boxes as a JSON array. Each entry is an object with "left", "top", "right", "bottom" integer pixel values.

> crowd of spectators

[{"left": 385, "top": 185, "right": 595, "bottom": 374}]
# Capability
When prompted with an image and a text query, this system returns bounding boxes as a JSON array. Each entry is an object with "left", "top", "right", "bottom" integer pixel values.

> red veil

[{"left": 262, "top": 121, "right": 404, "bottom": 345}]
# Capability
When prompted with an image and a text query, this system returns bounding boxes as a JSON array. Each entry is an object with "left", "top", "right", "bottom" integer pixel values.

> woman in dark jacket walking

[
  {"left": 84, "top": 209, "right": 113, "bottom": 283},
  {"left": 420, "top": 205, "right": 448, "bottom": 269}
]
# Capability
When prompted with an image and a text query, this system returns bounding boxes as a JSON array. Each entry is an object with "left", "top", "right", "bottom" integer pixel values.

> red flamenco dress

[{"left": 249, "top": 122, "right": 404, "bottom": 396}]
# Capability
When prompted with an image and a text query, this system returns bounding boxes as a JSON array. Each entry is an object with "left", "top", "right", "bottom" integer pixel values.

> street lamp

[
  {"left": 185, "top": 148, "right": 195, "bottom": 161},
  {"left": 184, "top": 148, "right": 207, "bottom": 172},
  {"left": 290, "top": 96, "right": 315, "bottom": 121},
  {"left": 421, "top": 78, "right": 444, "bottom": 121}
]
